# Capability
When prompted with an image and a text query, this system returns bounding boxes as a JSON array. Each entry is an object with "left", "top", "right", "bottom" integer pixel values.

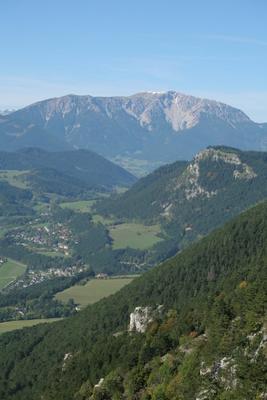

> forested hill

[
  {"left": 96, "top": 146, "right": 267, "bottom": 248},
  {"left": 0, "top": 147, "right": 136, "bottom": 192},
  {"left": 0, "top": 200, "right": 266, "bottom": 399}
]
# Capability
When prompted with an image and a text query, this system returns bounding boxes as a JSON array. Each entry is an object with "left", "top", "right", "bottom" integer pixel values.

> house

[{"left": 95, "top": 273, "right": 108, "bottom": 279}]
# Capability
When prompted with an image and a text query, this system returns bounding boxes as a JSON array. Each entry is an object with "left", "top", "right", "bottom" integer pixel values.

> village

[
  {"left": 5, "top": 264, "right": 89, "bottom": 291},
  {"left": 7, "top": 220, "right": 74, "bottom": 257}
]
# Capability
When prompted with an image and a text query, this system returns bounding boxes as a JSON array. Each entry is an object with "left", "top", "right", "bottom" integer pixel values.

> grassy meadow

[
  {"left": 0, "top": 170, "right": 29, "bottom": 189},
  {"left": 56, "top": 277, "right": 135, "bottom": 307},
  {"left": 60, "top": 200, "right": 96, "bottom": 213},
  {"left": 60, "top": 200, "right": 115, "bottom": 224},
  {"left": 0, "top": 318, "right": 62, "bottom": 335},
  {"left": 110, "top": 222, "right": 162, "bottom": 250},
  {"left": 0, "top": 258, "right": 27, "bottom": 290}
]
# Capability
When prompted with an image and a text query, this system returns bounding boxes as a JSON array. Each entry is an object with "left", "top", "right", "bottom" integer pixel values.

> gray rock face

[
  {"left": 1, "top": 91, "right": 266, "bottom": 164},
  {"left": 129, "top": 305, "right": 164, "bottom": 333},
  {"left": 180, "top": 148, "right": 257, "bottom": 201},
  {"left": 200, "top": 357, "right": 237, "bottom": 391},
  {"left": 62, "top": 352, "right": 73, "bottom": 371},
  {"left": 129, "top": 306, "right": 154, "bottom": 333}
]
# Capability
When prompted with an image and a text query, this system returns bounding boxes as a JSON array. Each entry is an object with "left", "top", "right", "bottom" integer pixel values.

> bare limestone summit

[{"left": 1, "top": 91, "right": 266, "bottom": 165}]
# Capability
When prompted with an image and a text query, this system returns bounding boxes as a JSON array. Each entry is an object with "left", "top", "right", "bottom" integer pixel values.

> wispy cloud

[{"left": 202, "top": 34, "right": 267, "bottom": 47}]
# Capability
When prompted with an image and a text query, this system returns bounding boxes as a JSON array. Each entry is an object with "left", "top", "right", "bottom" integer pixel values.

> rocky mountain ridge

[
  {"left": 1, "top": 91, "right": 266, "bottom": 167},
  {"left": 95, "top": 146, "right": 267, "bottom": 255},
  {"left": 23, "top": 91, "right": 250, "bottom": 132},
  {"left": 176, "top": 147, "right": 258, "bottom": 201}
]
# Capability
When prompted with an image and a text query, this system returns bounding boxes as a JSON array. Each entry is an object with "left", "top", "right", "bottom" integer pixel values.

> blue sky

[{"left": 1, "top": 0, "right": 267, "bottom": 121}]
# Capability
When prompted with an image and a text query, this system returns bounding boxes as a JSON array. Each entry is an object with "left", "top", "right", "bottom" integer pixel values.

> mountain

[
  {"left": 96, "top": 146, "right": 267, "bottom": 252},
  {"left": 0, "top": 109, "right": 16, "bottom": 116},
  {"left": 0, "top": 148, "right": 136, "bottom": 195},
  {"left": 1, "top": 92, "right": 266, "bottom": 170},
  {"left": 0, "top": 200, "right": 266, "bottom": 399}
]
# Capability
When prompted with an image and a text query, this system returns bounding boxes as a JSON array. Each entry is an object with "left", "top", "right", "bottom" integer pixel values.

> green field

[
  {"left": 56, "top": 277, "right": 135, "bottom": 307},
  {"left": 35, "top": 250, "right": 66, "bottom": 258},
  {"left": 92, "top": 213, "right": 116, "bottom": 225},
  {"left": 60, "top": 200, "right": 116, "bottom": 225},
  {"left": 60, "top": 200, "right": 96, "bottom": 213},
  {"left": 33, "top": 201, "right": 50, "bottom": 213},
  {"left": 0, "top": 318, "right": 61, "bottom": 335},
  {"left": 111, "top": 156, "right": 163, "bottom": 177},
  {"left": 110, "top": 223, "right": 162, "bottom": 250},
  {"left": 0, "top": 170, "right": 29, "bottom": 189},
  {"left": 0, "top": 228, "right": 7, "bottom": 239},
  {"left": 0, "top": 258, "right": 27, "bottom": 289}
]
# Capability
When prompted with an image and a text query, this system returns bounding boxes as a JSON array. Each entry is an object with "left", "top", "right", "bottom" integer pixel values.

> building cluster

[
  {"left": 7, "top": 222, "right": 73, "bottom": 256},
  {"left": 8, "top": 265, "right": 87, "bottom": 290}
]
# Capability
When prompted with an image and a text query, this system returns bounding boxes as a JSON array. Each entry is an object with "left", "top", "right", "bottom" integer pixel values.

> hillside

[
  {"left": 0, "top": 148, "right": 136, "bottom": 195},
  {"left": 0, "top": 201, "right": 266, "bottom": 399},
  {"left": 0, "top": 181, "right": 33, "bottom": 216},
  {"left": 96, "top": 146, "right": 267, "bottom": 252},
  {"left": 0, "top": 92, "right": 266, "bottom": 171}
]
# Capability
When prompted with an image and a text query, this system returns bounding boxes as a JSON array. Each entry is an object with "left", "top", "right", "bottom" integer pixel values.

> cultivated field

[
  {"left": 0, "top": 258, "right": 27, "bottom": 290},
  {"left": 56, "top": 277, "right": 135, "bottom": 307},
  {"left": 60, "top": 200, "right": 163, "bottom": 250},
  {"left": 60, "top": 200, "right": 96, "bottom": 213},
  {"left": 110, "top": 156, "right": 162, "bottom": 177},
  {"left": 0, "top": 318, "right": 61, "bottom": 335},
  {"left": 110, "top": 223, "right": 162, "bottom": 250},
  {"left": 60, "top": 199, "right": 115, "bottom": 224},
  {"left": 0, "top": 170, "right": 29, "bottom": 189}
]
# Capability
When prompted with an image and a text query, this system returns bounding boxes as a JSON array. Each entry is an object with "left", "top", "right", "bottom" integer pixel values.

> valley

[
  {"left": 1, "top": 145, "right": 267, "bottom": 330},
  {"left": 0, "top": 198, "right": 266, "bottom": 399},
  {"left": 0, "top": 149, "right": 164, "bottom": 327}
]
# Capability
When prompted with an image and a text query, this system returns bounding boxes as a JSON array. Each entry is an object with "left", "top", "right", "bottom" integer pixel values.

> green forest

[{"left": 0, "top": 200, "right": 266, "bottom": 399}]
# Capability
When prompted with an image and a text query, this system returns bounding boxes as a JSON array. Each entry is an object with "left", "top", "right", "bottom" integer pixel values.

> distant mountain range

[
  {"left": 96, "top": 146, "right": 267, "bottom": 254},
  {"left": 0, "top": 108, "right": 16, "bottom": 116},
  {"left": 1, "top": 92, "right": 266, "bottom": 170}
]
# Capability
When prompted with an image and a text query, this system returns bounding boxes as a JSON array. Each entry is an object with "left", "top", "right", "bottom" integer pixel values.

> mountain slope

[
  {"left": 96, "top": 146, "right": 267, "bottom": 250},
  {"left": 0, "top": 148, "right": 137, "bottom": 193},
  {"left": 1, "top": 92, "right": 266, "bottom": 165},
  {"left": 0, "top": 181, "right": 34, "bottom": 216},
  {"left": 0, "top": 200, "right": 266, "bottom": 399}
]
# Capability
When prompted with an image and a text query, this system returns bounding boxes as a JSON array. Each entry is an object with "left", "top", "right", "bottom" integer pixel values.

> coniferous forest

[{"left": 0, "top": 200, "right": 266, "bottom": 399}]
